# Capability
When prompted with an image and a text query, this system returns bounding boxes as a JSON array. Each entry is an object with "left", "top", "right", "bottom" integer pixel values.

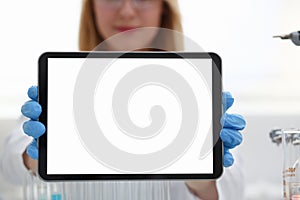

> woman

[{"left": 0, "top": 0, "right": 245, "bottom": 199}]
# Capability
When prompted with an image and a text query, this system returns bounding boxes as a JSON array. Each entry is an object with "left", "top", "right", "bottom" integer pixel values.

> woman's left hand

[{"left": 221, "top": 92, "right": 246, "bottom": 167}]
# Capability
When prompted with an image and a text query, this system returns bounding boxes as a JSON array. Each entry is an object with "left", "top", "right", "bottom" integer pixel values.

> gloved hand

[
  {"left": 221, "top": 92, "right": 246, "bottom": 167},
  {"left": 21, "top": 86, "right": 45, "bottom": 160}
]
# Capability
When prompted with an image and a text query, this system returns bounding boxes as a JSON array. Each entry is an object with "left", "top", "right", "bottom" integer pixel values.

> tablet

[{"left": 38, "top": 52, "right": 223, "bottom": 181}]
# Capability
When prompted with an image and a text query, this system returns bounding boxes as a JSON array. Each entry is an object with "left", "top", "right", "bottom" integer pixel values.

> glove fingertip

[
  {"left": 222, "top": 113, "right": 246, "bottom": 130},
  {"left": 236, "top": 114, "right": 246, "bottom": 130},
  {"left": 21, "top": 101, "right": 42, "bottom": 120},
  {"left": 222, "top": 91, "right": 234, "bottom": 111},
  {"left": 26, "top": 141, "right": 38, "bottom": 160},
  {"left": 221, "top": 128, "right": 243, "bottom": 149},
  {"left": 223, "top": 151, "right": 234, "bottom": 167},
  {"left": 219, "top": 128, "right": 228, "bottom": 141},
  {"left": 23, "top": 121, "right": 46, "bottom": 138},
  {"left": 28, "top": 86, "right": 38, "bottom": 101},
  {"left": 220, "top": 113, "right": 228, "bottom": 127},
  {"left": 222, "top": 91, "right": 232, "bottom": 98},
  {"left": 23, "top": 121, "right": 29, "bottom": 133}
]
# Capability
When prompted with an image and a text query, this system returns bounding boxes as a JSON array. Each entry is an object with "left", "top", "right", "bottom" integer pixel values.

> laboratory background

[{"left": 0, "top": 0, "right": 300, "bottom": 199}]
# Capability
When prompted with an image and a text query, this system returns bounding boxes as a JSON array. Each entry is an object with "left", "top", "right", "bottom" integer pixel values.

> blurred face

[{"left": 92, "top": 0, "right": 164, "bottom": 50}]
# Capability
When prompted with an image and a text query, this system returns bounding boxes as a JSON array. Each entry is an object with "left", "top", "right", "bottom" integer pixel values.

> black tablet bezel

[{"left": 38, "top": 52, "right": 223, "bottom": 181}]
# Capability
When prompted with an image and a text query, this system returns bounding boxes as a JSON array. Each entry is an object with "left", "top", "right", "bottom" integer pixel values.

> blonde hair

[{"left": 79, "top": 0, "right": 183, "bottom": 51}]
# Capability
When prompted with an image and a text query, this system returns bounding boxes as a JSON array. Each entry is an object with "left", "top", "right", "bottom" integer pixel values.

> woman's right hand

[{"left": 21, "top": 86, "right": 46, "bottom": 161}]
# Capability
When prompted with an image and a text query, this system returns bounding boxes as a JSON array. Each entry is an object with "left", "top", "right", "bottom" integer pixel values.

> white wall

[
  {"left": 0, "top": 0, "right": 82, "bottom": 118},
  {"left": 178, "top": 0, "right": 300, "bottom": 115}
]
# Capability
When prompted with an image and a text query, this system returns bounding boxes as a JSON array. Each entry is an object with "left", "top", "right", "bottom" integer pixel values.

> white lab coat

[{"left": 0, "top": 116, "right": 245, "bottom": 200}]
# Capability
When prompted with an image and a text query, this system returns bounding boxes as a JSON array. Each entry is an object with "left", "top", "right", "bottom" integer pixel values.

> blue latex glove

[
  {"left": 221, "top": 92, "right": 246, "bottom": 167},
  {"left": 21, "top": 86, "right": 45, "bottom": 159}
]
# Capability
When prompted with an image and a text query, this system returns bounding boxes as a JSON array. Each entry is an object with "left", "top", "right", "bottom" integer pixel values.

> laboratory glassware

[{"left": 270, "top": 128, "right": 300, "bottom": 200}]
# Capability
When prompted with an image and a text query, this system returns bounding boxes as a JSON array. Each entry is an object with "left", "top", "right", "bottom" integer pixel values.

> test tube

[
  {"left": 93, "top": 181, "right": 102, "bottom": 200},
  {"left": 35, "top": 178, "right": 49, "bottom": 200},
  {"left": 76, "top": 182, "right": 85, "bottom": 200},
  {"left": 23, "top": 171, "right": 34, "bottom": 200},
  {"left": 85, "top": 181, "right": 95, "bottom": 200},
  {"left": 50, "top": 182, "right": 64, "bottom": 200},
  {"left": 130, "top": 181, "right": 138, "bottom": 200},
  {"left": 64, "top": 182, "right": 76, "bottom": 200}
]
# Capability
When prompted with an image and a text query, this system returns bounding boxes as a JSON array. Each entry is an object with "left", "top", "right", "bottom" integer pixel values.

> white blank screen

[{"left": 47, "top": 57, "right": 213, "bottom": 175}]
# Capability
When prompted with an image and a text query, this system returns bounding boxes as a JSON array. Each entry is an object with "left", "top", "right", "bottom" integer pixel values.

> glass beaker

[{"left": 281, "top": 129, "right": 300, "bottom": 200}]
